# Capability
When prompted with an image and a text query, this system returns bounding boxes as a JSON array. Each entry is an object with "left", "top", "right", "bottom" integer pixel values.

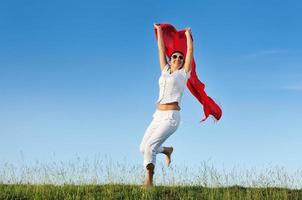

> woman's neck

[{"left": 170, "top": 66, "right": 180, "bottom": 73}]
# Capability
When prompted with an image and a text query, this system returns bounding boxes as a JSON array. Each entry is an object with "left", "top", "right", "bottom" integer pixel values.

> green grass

[
  {"left": 1, "top": 155, "right": 302, "bottom": 199},
  {"left": 0, "top": 183, "right": 302, "bottom": 200}
]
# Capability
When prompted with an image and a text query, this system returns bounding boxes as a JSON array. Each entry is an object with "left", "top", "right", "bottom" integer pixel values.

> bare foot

[
  {"left": 142, "top": 163, "right": 154, "bottom": 188},
  {"left": 141, "top": 177, "right": 153, "bottom": 189},
  {"left": 141, "top": 184, "right": 153, "bottom": 190},
  {"left": 141, "top": 181, "right": 153, "bottom": 189},
  {"left": 165, "top": 146, "right": 173, "bottom": 167}
]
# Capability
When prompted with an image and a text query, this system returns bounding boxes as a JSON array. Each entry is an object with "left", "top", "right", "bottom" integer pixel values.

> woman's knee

[
  {"left": 140, "top": 143, "right": 154, "bottom": 155},
  {"left": 139, "top": 143, "right": 145, "bottom": 154},
  {"left": 144, "top": 143, "right": 156, "bottom": 154}
]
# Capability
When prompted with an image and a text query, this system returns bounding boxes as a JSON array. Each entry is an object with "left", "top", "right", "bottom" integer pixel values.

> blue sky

[{"left": 0, "top": 0, "right": 301, "bottom": 176}]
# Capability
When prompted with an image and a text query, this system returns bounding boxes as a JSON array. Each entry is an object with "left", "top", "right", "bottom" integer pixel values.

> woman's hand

[
  {"left": 185, "top": 27, "right": 192, "bottom": 36},
  {"left": 154, "top": 23, "right": 162, "bottom": 30}
]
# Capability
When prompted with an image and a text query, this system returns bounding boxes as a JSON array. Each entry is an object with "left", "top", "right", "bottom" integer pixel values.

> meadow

[{"left": 0, "top": 155, "right": 301, "bottom": 199}]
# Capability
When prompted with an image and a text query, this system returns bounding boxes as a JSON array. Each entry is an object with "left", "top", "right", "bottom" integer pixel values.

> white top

[{"left": 155, "top": 64, "right": 191, "bottom": 105}]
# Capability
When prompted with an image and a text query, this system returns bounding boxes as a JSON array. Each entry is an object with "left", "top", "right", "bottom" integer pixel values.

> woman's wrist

[
  {"left": 154, "top": 24, "right": 162, "bottom": 31},
  {"left": 185, "top": 28, "right": 192, "bottom": 36},
  {"left": 157, "top": 27, "right": 163, "bottom": 34}
]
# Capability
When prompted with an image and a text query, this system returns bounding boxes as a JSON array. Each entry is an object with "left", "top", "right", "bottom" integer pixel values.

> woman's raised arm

[
  {"left": 154, "top": 24, "right": 167, "bottom": 71},
  {"left": 184, "top": 28, "right": 193, "bottom": 73}
]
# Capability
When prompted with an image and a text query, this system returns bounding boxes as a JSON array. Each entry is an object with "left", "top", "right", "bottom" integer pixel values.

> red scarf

[{"left": 154, "top": 23, "right": 222, "bottom": 123}]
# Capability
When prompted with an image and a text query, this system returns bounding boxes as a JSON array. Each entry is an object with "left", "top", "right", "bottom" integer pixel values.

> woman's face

[{"left": 170, "top": 52, "right": 184, "bottom": 69}]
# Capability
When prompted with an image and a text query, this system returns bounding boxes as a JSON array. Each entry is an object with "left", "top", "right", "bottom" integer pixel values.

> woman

[{"left": 139, "top": 23, "right": 193, "bottom": 188}]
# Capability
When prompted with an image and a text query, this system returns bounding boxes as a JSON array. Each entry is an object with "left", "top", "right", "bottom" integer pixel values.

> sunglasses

[{"left": 171, "top": 54, "right": 184, "bottom": 60}]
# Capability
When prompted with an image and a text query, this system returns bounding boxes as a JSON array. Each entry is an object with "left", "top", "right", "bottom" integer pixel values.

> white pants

[{"left": 139, "top": 109, "right": 181, "bottom": 169}]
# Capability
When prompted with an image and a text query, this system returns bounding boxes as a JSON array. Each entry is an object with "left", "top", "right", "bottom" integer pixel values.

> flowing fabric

[{"left": 154, "top": 23, "right": 222, "bottom": 123}]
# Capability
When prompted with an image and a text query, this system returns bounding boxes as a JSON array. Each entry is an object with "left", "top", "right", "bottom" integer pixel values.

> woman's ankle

[{"left": 146, "top": 163, "right": 154, "bottom": 170}]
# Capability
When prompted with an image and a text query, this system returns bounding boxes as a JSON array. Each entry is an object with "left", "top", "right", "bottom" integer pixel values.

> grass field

[
  {"left": 1, "top": 183, "right": 302, "bottom": 199},
  {"left": 1, "top": 155, "right": 301, "bottom": 199}
]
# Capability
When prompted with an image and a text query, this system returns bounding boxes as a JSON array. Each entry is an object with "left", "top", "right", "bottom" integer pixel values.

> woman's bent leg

[
  {"left": 143, "top": 118, "right": 179, "bottom": 169},
  {"left": 141, "top": 110, "right": 180, "bottom": 187},
  {"left": 139, "top": 118, "right": 159, "bottom": 154}
]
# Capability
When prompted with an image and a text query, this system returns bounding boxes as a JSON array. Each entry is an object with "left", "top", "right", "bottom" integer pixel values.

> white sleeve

[
  {"left": 181, "top": 68, "right": 191, "bottom": 79},
  {"left": 161, "top": 64, "right": 169, "bottom": 73},
  {"left": 186, "top": 69, "right": 191, "bottom": 79}
]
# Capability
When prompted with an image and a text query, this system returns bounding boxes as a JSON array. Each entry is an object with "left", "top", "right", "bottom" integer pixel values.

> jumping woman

[{"left": 139, "top": 23, "right": 193, "bottom": 188}]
